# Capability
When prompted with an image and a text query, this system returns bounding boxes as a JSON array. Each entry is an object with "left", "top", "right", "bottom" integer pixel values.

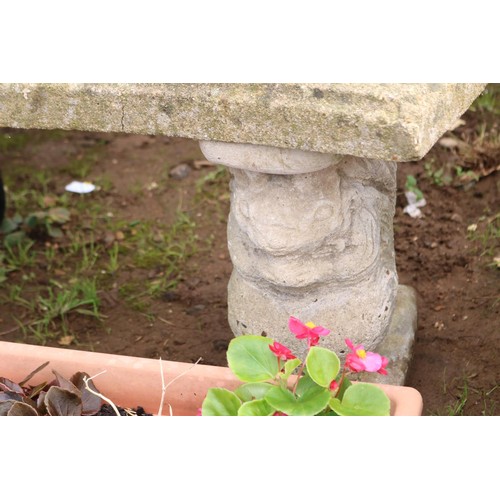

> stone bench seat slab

[{"left": 0, "top": 83, "right": 486, "bottom": 161}]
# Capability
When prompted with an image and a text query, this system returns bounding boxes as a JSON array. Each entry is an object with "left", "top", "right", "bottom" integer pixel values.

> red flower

[
  {"left": 329, "top": 380, "right": 339, "bottom": 391},
  {"left": 288, "top": 316, "right": 330, "bottom": 347},
  {"left": 269, "top": 341, "right": 296, "bottom": 361}
]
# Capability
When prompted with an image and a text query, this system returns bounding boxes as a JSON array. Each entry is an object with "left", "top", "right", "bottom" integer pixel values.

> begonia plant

[{"left": 201, "top": 316, "right": 391, "bottom": 416}]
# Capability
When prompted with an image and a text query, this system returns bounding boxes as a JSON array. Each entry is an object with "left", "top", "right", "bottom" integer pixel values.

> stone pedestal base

[
  {"left": 356, "top": 285, "right": 418, "bottom": 386},
  {"left": 201, "top": 140, "right": 400, "bottom": 359}
]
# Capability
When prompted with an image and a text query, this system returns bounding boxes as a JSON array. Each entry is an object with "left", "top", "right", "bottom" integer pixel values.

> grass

[
  {"left": 0, "top": 131, "right": 30, "bottom": 153},
  {"left": 59, "top": 150, "right": 99, "bottom": 179},
  {"left": 467, "top": 212, "right": 500, "bottom": 259},
  {"left": 3, "top": 240, "right": 36, "bottom": 268},
  {"left": 107, "top": 242, "right": 120, "bottom": 273},
  {"left": 423, "top": 159, "right": 453, "bottom": 187},
  {"left": 431, "top": 369, "right": 499, "bottom": 416},
  {"left": 0, "top": 274, "right": 102, "bottom": 343},
  {"left": 1, "top": 158, "right": 203, "bottom": 338},
  {"left": 470, "top": 85, "right": 500, "bottom": 115},
  {"left": 123, "top": 210, "right": 199, "bottom": 298}
]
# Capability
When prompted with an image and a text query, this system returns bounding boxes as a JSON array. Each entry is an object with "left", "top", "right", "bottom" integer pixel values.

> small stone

[
  {"left": 186, "top": 304, "right": 206, "bottom": 315},
  {"left": 161, "top": 291, "right": 180, "bottom": 302},
  {"left": 58, "top": 335, "right": 74, "bottom": 346},
  {"left": 103, "top": 232, "right": 115, "bottom": 245},
  {"left": 213, "top": 339, "right": 229, "bottom": 351},
  {"left": 169, "top": 163, "right": 192, "bottom": 179},
  {"left": 193, "top": 159, "right": 215, "bottom": 170}
]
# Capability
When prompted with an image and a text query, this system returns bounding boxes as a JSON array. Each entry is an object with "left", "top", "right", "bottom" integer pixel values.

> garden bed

[{"left": 0, "top": 85, "right": 498, "bottom": 415}]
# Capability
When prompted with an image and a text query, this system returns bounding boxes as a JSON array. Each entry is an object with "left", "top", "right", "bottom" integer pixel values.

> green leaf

[
  {"left": 47, "top": 226, "right": 64, "bottom": 238},
  {"left": 238, "top": 399, "right": 275, "bottom": 416},
  {"left": 306, "top": 346, "right": 340, "bottom": 388},
  {"left": 282, "top": 358, "right": 302, "bottom": 378},
  {"left": 296, "top": 372, "right": 318, "bottom": 397},
  {"left": 335, "top": 377, "right": 352, "bottom": 401},
  {"left": 74, "top": 308, "right": 99, "bottom": 317},
  {"left": 0, "top": 217, "right": 20, "bottom": 234},
  {"left": 47, "top": 207, "right": 70, "bottom": 223},
  {"left": 201, "top": 388, "right": 241, "bottom": 416},
  {"left": 265, "top": 385, "right": 331, "bottom": 416},
  {"left": 234, "top": 382, "right": 275, "bottom": 403},
  {"left": 329, "top": 383, "right": 390, "bottom": 416},
  {"left": 227, "top": 336, "right": 279, "bottom": 383},
  {"left": 4, "top": 231, "right": 28, "bottom": 247},
  {"left": 25, "top": 212, "right": 45, "bottom": 229}
]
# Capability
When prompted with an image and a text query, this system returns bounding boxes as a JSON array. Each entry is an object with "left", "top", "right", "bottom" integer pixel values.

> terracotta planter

[{"left": 0, "top": 341, "right": 423, "bottom": 416}]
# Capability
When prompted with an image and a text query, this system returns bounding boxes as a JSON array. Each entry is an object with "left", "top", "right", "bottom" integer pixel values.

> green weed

[
  {"left": 58, "top": 150, "right": 101, "bottom": 179},
  {"left": 195, "top": 165, "right": 228, "bottom": 194},
  {"left": 131, "top": 211, "right": 197, "bottom": 267},
  {"left": 3, "top": 240, "right": 35, "bottom": 268},
  {"left": 31, "top": 278, "right": 101, "bottom": 340},
  {"left": 0, "top": 131, "right": 30, "bottom": 153},
  {"left": 470, "top": 86, "right": 500, "bottom": 115},
  {"left": 467, "top": 213, "right": 500, "bottom": 258},
  {"left": 404, "top": 174, "right": 424, "bottom": 200},
  {"left": 424, "top": 160, "right": 452, "bottom": 186},
  {"left": 107, "top": 242, "right": 120, "bottom": 273}
]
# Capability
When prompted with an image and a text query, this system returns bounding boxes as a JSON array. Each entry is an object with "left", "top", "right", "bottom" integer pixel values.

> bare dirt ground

[{"left": 1, "top": 85, "right": 498, "bottom": 416}]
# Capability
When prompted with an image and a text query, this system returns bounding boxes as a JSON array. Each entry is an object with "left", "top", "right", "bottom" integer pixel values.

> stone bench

[{"left": 0, "top": 83, "right": 486, "bottom": 384}]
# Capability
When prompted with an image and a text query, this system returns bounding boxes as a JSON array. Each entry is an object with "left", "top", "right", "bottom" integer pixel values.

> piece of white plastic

[
  {"left": 403, "top": 191, "right": 426, "bottom": 218},
  {"left": 65, "top": 181, "right": 96, "bottom": 194}
]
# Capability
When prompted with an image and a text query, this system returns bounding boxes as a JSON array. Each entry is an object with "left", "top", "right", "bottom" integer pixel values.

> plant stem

[
  {"left": 158, "top": 356, "right": 202, "bottom": 416},
  {"left": 83, "top": 371, "right": 121, "bottom": 416}
]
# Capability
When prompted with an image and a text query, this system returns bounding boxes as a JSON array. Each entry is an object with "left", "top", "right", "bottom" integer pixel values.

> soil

[
  {"left": 0, "top": 86, "right": 498, "bottom": 416},
  {"left": 95, "top": 404, "right": 152, "bottom": 416}
]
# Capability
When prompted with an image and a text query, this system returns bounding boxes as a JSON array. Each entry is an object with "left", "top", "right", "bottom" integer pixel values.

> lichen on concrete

[{"left": 0, "top": 83, "right": 486, "bottom": 161}]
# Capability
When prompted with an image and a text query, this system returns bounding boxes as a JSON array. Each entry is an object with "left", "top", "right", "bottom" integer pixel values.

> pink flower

[
  {"left": 272, "top": 411, "right": 288, "bottom": 416},
  {"left": 345, "top": 339, "right": 389, "bottom": 374},
  {"left": 377, "top": 356, "right": 389, "bottom": 375},
  {"left": 288, "top": 316, "right": 330, "bottom": 347},
  {"left": 269, "top": 341, "right": 296, "bottom": 361}
]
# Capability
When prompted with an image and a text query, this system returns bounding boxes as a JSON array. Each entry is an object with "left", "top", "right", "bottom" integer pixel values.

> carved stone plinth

[{"left": 201, "top": 141, "right": 398, "bottom": 358}]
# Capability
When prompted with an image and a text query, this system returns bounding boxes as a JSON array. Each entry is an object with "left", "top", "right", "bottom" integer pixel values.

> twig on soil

[
  {"left": 0, "top": 324, "right": 22, "bottom": 336},
  {"left": 83, "top": 370, "right": 121, "bottom": 417},
  {"left": 158, "top": 316, "right": 175, "bottom": 326},
  {"left": 158, "top": 357, "right": 202, "bottom": 417},
  {"left": 0, "top": 320, "right": 35, "bottom": 336}
]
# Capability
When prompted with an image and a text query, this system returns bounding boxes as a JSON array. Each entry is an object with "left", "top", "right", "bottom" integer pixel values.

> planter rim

[{"left": 0, "top": 341, "right": 423, "bottom": 416}]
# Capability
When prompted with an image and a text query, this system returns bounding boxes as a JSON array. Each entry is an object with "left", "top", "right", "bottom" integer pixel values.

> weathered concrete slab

[{"left": 0, "top": 83, "right": 485, "bottom": 161}]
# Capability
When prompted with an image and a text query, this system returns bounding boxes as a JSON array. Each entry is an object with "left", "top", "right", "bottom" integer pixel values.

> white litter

[
  {"left": 65, "top": 181, "right": 96, "bottom": 194},
  {"left": 403, "top": 191, "right": 426, "bottom": 218}
]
